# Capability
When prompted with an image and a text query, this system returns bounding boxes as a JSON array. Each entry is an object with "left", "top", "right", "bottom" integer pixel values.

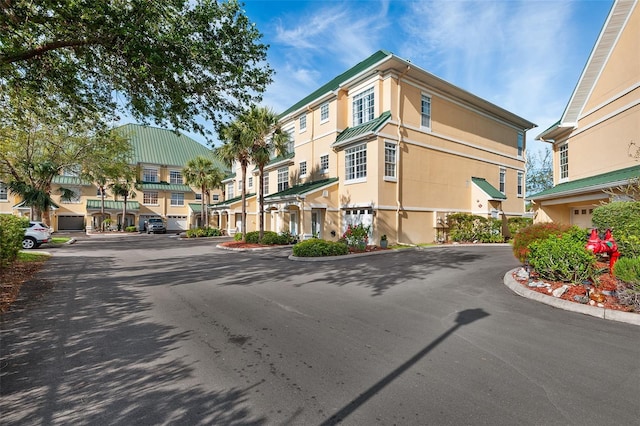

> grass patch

[
  {"left": 17, "top": 252, "right": 51, "bottom": 262},
  {"left": 50, "top": 237, "right": 70, "bottom": 244}
]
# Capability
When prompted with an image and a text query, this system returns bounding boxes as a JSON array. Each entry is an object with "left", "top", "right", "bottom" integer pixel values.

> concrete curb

[{"left": 504, "top": 268, "right": 640, "bottom": 326}]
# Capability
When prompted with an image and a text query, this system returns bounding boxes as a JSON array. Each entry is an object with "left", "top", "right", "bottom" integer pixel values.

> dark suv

[{"left": 145, "top": 218, "right": 166, "bottom": 234}]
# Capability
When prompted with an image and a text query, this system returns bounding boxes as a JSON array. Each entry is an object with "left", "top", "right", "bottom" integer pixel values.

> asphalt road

[{"left": 1, "top": 235, "right": 639, "bottom": 425}]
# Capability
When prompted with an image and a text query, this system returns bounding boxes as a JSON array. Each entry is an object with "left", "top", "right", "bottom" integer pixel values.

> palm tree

[
  {"left": 243, "top": 106, "right": 290, "bottom": 240},
  {"left": 108, "top": 166, "right": 138, "bottom": 230},
  {"left": 183, "top": 156, "right": 224, "bottom": 227},
  {"left": 216, "top": 119, "right": 252, "bottom": 239}
]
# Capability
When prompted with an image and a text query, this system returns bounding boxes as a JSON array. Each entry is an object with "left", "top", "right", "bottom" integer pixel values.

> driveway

[{"left": 1, "top": 236, "right": 639, "bottom": 425}]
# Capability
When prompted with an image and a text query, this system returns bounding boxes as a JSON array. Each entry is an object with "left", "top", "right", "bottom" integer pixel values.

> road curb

[{"left": 504, "top": 268, "right": 640, "bottom": 326}]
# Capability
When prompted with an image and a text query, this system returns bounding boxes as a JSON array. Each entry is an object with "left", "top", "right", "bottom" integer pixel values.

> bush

[
  {"left": 614, "top": 257, "right": 640, "bottom": 285},
  {"left": 234, "top": 232, "right": 244, "bottom": 241},
  {"left": 125, "top": 226, "right": 137, "bottom": 232},
  {"left": 528, "top": 234, "right": 596, "bottom": 283},
  {"left": 186, "top": 227, "right": 223, "bottom": 238},
  {"left": 292, "top": 239, "right": 349, "bottom": 257},
  {"left": 512, "top": 222, "right": 573, "bottom": 263},
  {"left": 592, "top": 201, "right": 640, "bottom": 257},
  {"left": 0, "top": 215, "right": 29, "bottom": 266},
  {"left": 508, "top": 217, "right": 533, "bottom": 236},
  {"left": 244, "top": 231, "right": 260, "bottom": 243},
  {"left": 447, "top": 213, "right": 502, "bottom": 243}
]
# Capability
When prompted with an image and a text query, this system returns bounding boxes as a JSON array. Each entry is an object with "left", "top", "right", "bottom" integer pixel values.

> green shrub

[
  {"left": 278, "top": 230, "right": 297, "bottom": 244},
  {"left": 234, "top": 232, "right": 244, "bottom": 241},
  {"left": 292, "top": 239, "right": 349, "bottom": 257},
  {"left": 244, "top": 231, "right": 260, "bottom": 243},
  {"left": 187, "top": 227, "right": 223, "bottom": 238},
  {"left": 528, "top": 234, "right": 596, "bottom": 283},
  {"left": 125, "top": 226, "right": 137, "bottom": 232},
  {"left": 260, "top": 231, "right": 284, "bottom": 245},
  {"left": 447, "top": 213, "right": 502, "bottom": 243},
  {"left": 512, "top": 222, "right": 573, "bottom": 263},
  {"left": 592, "top": 201, "right": 640, "bottom": 257},
  {"left": 0, "top": 215, "right": 29, "bottom": 266},
  {"left": 508, "top": 217, "right": 533, "bottom": 236},
  {"left": 614, "top": 257, "right": 640, "bottom": 285}
]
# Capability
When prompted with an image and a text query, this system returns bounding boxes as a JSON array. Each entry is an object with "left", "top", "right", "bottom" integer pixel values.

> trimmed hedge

[
  {"left": 1, "top": 215, "right": 29, "bottom": 266},
  {"left": 185, "top": 227, "right": 223, "bottom": 238},
  {"left": 592, "top": 201, "right": 640, "bottom": 258},
  {"left": 528, "top": 232, "right": 596, "bottom": 283},
  {"left": 447, "top": 213, "right": 502, "bottom": 243},
  {"left": 512, "top": 222, "right": 573, "bottom": 263},
  {"left": 292, "top": 239, "right": 349, "bottom": 257}
]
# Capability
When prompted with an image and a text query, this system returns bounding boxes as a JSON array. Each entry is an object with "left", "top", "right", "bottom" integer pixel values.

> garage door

[
  {"left": 58, "top": 215, "right": 85, "bottom": 231},
  {"left": 167, "top": 215, "right": 187, "bottom": 231},
  {"left": 343, "top": 208, "right": 373, "bottom": 238}
]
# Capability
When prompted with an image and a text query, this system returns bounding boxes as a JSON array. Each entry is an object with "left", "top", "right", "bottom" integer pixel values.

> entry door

[
  {"left": 235, "top": 213, "right": 242, "bottom": 233},
  {"left": 311, "top": 210, "right": 322, "bottom": 238},
  {"left": 290, "top": 211, "right": 298, "bottom": 236}
]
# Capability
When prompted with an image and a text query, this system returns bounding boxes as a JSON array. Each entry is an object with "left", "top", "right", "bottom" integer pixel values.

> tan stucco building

[
  {"left": 214, "top": 50, "right": 536, "bottom": 244},
  {"left": 530, "top": 0, "right": 639, "bottom": 227}
]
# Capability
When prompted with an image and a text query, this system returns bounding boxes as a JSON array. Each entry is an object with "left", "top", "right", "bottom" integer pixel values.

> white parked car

[{"left": 23, "top": 221, "right": 52, "bottom": 249}]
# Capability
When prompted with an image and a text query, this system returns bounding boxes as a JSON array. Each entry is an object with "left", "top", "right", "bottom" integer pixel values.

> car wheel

[
  {"left": 22, "top": 237, "right": 37, "bottom": 249},
  {"left": 162, "top": 230, "right": 167, "bottom": 234}
]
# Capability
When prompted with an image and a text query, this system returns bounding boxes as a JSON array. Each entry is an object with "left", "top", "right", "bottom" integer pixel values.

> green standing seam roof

[
  {"left": 52, "top": 175, "right": 92, "bottom": 186},
  {"left": 140, "top": 182, "right": 193, "bottom": 192},
  {"left": 13, "top": 200, "right": 60, "bottom": 209},
  {"left": 86, "top": 199, "right": 140, "bottom": 210},
  {"left": 265, "top": 178, "right": 339, "bottom": 200},
  {"left": 278, "top": 50, "right": 392, "bottom": 119},
  {"left": 529, "top": 165, "right": 640, "bottom": 200},
  {"left": 115, "top": 123, "right": 225, "bottom": 169},
  {"left": 210, "top": 193, "right": 257, "bottom": 208},
  {"left": 471, "top": 177, "right": 506, "bottom": 200},
  {"left": 189, "top": 202, "right": 203, "bottom": 213},
  {"left": 333, "top": 111, "right": 392, "bottom": 147}
]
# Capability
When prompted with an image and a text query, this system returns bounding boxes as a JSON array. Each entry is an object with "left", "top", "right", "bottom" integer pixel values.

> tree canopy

[
  {"left": 526, "top": 147, "right": 553, "bottom": 196},
  {"left": 0, "top": 0, "right": 272, "bottom": 140}
]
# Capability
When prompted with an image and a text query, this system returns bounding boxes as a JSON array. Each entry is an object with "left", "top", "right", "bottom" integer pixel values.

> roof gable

[{"left": 471, "top": 177, "right": 506, "bottom": 200}]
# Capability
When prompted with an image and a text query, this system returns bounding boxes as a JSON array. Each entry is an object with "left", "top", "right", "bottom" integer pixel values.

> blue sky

[{"left": 231, "top": 0, "right": 614, "bottom": 153}]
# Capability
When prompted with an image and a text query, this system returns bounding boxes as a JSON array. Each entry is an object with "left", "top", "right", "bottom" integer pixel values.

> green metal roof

[
  {"left": 529, "top": 165, "right": 640, "bottom": 200},
  {"left": 210, "top": 193, "right": 256, "bottom": 208},
  {"left": 278, "top": 50, "right": 391, "bottom": 119},
  {"left": 333, "top": 111, "right": 392, "bottom": 147},
  {"left": 140, "top": 182, "right": 193, "bottom": 192},
  {"left": 265, "top": 178, "right": 339, "bottom": 200},
  {"left": 86, "top": 199, "right": 140, "bottom": 210},
  {"left": 189, "top": 202, "right": 204, "bottom": 213},
  {"left": 115, "top": 124, "right": 225, "bottom": 169},
  {"left": 52, "top": 175, "right": 92, "bottom": 186},
  {"left": 471, "top": 177, "right": 506, "bottom": 200}
]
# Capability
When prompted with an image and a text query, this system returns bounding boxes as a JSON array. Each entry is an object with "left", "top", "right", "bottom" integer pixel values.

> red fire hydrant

[{"left": 585, "top": 228, "right": 620, "bottom": 275}]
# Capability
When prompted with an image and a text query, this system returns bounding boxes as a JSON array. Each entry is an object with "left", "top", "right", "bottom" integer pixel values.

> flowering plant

[{"left": 341, "top": 224, "right": 370, "bottom": 249}]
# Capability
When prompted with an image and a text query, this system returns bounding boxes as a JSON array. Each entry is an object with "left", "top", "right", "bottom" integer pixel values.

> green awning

[
  {"left": 332, "top": 111, "right": 391, "bottom": 148},
  {"left": 471, "top": 177, "right": 506, "bottom": 200},
  {"left": 86, "top": 199, "right": 140, "bottom": 211},
  {"left": 265, "top": 178, "right": 339, "bottom": 201},
  {"left": 210, "top": 193, "right": 256, "bottom": 209},
  {"left": 140, "top": 182, "right": 193, "bottom": 192},
  {"left": 52, "top": 175, "right": 92, "bottom": 185}
]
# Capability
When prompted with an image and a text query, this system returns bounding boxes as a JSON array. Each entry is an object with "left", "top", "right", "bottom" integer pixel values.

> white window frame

[
  {"left": 421, "top": 93, "right": 432, "bottom": 130},
  {"left": 320, "top": 154, "right": 329, "bottom": 174},
  {"left": 143, "top": 168, "right": 158, "bottom": 183},
  {"left": 226, "top": 182, "right": 234, "bottom": 199},
  {"left": 169, "top": 170, "right": 183, "bottom": 184},
  {"left": 345, "top": 143, "right": 367, "bottom": 183},
  {"left": 517, "top": 132, "right": 524, "bottom": 158},
  {"left": 143, "top": 191, "right": 159, "bottom": 205},
  {"left": 248, "top": 176, "right": 253, "bottom": 189},
  {"left": 171, "top": 192, "right": 184, "bottom": 206},
  {"left": 263, "top": 174, "right": 270, "bottom": 196},
  {"left": 517, "top": 171, "right": 523, "bottom": 197},
  {"left": 499, "top": 168, "right": 506, "bottom": 194},
  {"left": 559, "top": 143, "right": 569, "bottom": 182},
  {"left": 299, "top": 114, "right": 307, "bottom": 133},
  {"left": 352, "top": 87, "right": 375, "bottom": 126},
  {"left": 384, "top": 142, "right": 397, "bottom": 180},
  {"left": 277, "top": 167, "right": 289, "bottom": 192},
  {"left": 300, "top": 161, "right": 307, "bottom": 177},
  {"left": 0, "top": 182, "right": 7, "bottom": 201},
  {"left": 195, "top": 193, "right": 202, "bottom": 200},
  {"left": 320, "top": 103, "right": 329, "bottom": 123},
  {"left": 212, "top": 194, "right": 219, "bottom": 202}
]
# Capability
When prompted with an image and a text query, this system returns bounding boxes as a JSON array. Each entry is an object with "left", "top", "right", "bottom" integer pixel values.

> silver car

[{"left": 23, "top": 221, "right": 52, "bottom": 249}]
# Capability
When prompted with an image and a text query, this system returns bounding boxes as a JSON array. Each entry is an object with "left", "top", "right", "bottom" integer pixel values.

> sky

[{"left": 227, "top": 0, "right": 614, "bottom": 154}]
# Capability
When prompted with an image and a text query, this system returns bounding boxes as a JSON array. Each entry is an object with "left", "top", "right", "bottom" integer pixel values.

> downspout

[{"left": 396, "top": 66, "right": 410, "bottom": 244}]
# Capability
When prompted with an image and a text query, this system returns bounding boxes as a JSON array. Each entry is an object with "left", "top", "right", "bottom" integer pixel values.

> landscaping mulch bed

[
  {"left": 513, "top": 261, "right": 637, "bottom": 314},
  {"left": 0, "top": 260, "right": 48, "bottom": 314},
  {"left": 219, "top": 241, "right": 389, "bottom": 253}
]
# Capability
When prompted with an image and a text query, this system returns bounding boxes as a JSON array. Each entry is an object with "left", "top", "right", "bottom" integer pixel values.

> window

[
  {"left": 212, "top": 194, "right": 219, "bottom": 202},
  {"left": 352, "top": 87, "right": 375, "bottom": 126},
  {"left": 171, "top": 192, "right": 184, "bottom": 206},
  {"left": 170, "top": 170, "right": 183, "bottom": 184},
  {"left": 226, "top": 182, "right": 234, "bottom": 199},
  {"left": 263, "top": 174, "right": 269, "bottom": 195},
  {"left": 499, "top": 168, "right": 506, "bottom": 193},
  {"left": 96, "top": 187, "right": 106, "bottom": 196},
  {"left": 517, "top": 132, "right": 524, "bottom": 158},
  {"left": 195, "top": 193, "right": 202, "bottom": 200},
  {"left": 421, "top": 94, "right": 431, "bottom": 129},
  {"left": 143, "top": 168, "right": 158, "bottom": 182},
  {"left": 300, "top": 161, "right": 307, "bottom": 177},
  {"left": 517, "top": 171, "right": 523, "bottom": 197},
  {"left": 248, "top": 176, "right": 253, "bottom": 188},
  {"left": 0, "top": 182, "right": 6, "bottom": 201},
  {"left": 143, "top": 191, "right": 158, "bottom": 205},
  {"left": 559, "top": 144, "right": 568, "bottom": 180},
  {"left": 283, "top": 129, "right": 294, "bottom": 155},
  {"left": 320, "top": 154, "right": 329, "bottom": 174},
  {"left": 277, "top": 167, "right": 289, "bottom": 192},
  {"left": 61, "top": 186, "right": 81, "bottom": 204},
  {"left": 299, "top": 114, "right": 306, "bottom": 132},
  {"left": 345, "top": 144, "right": 367, "bottom": 181},
  {"left": 320, "top": 103, "right": 329, "bottom": 122},
  {"left": 384, "top": 142, "right": 396, "bottom": 179},
  {"left": 238, "top": 180, "right": 242, "bottom": 192}
]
